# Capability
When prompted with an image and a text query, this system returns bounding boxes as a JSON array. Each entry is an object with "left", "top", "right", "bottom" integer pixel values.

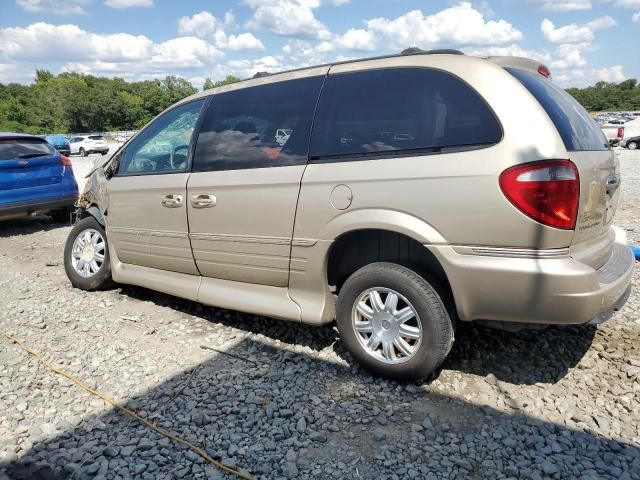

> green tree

[{"left": 202, "top": 78, "right": 215, "bottom": 91}]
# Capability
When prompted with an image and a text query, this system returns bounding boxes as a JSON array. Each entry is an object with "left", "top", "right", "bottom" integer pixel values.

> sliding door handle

[{"left": 191, "top": 194, "right": 216, "bottom": 208}]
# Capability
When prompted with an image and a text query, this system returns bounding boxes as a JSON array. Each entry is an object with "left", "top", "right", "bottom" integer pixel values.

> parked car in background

[
  {"left": 0, "top": 133, "right": 78, "bottom": 222},
  {"left": 69, "top": 135, "right": 109, "bottom": 156},
  {"left": 44, "top": 134, "right": 71, "bottom": 156},
  {"left": 601, "top": 124, "right": 624, "bottom": 146},
  {"left": 620, "top": 135, "right": 639, "bottom": 150},
  {"left": 65, "top": 51, "right": 633, "bottom": 381}
]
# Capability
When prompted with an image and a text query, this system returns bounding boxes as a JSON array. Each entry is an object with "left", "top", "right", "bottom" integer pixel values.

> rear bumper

[
  {"left": 429, "top": 233, "right": 634, "bottom": 325},
  {"left": 0, "top": 195, "right": 78, "bottom": 219}
]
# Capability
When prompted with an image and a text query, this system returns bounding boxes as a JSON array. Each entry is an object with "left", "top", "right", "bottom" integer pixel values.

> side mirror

[{"left": 104, "top": 153, "right": 121, "bottom": 180}]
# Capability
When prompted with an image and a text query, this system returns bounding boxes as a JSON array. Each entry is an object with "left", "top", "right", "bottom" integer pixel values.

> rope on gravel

[{"left": 0, "top": 330, "right": 255, "bottom": 480}]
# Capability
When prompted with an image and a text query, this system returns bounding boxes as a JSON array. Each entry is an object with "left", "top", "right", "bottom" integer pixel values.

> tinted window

[
  {"left": 0, "top": 138, "right": 55, "bottom": 160},
  {"left": 119, "top": 100, "right": 205, "bottom": 175},
  {"left": 193, "top": 76, "right": 324, "bottom": 172},
  {"left": 89, "top": 135, "right": 104, "bottom": 140},
  {"left": 309, "top": 68, "right": 501, "bottom": 160},
  {"left": 507, "top": 68, "right": 608, "bottom": 151}
]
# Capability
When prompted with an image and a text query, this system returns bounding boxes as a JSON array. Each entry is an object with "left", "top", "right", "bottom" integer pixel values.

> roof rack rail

[{"left": 401, "top": 47, "right": 464, "bottom": 56}]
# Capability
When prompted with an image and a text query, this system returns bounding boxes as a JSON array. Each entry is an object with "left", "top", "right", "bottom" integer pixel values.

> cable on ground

[{"left": 0, "top": 330, "right": 255, "bottom": 480}]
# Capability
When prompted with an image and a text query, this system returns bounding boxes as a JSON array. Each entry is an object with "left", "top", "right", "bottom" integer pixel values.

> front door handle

[
  {"left": 161, "top": 194, "right": 183, "bottom": 208},
  {"left": 191, "top": 194, "right": 216, "bottom": 208}
]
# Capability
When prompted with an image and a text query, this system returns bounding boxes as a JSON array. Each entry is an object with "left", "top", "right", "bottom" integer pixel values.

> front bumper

[
  {"left": 428, "top": 236, "right": 634, "bottom": 325},
  {"left": 0, "top": 195, "right": 78, "bottom": 219}
]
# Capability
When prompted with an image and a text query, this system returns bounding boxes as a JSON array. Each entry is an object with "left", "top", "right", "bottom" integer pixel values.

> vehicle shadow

[
  {"left": 1, "top": 336, "right": 637, "bottom": 480},
  {"left": 0, "top": 216, "right": 71, "bottom": 238},
  {"left": 118, "top": 284, "right": 595, "bottom": 386}
]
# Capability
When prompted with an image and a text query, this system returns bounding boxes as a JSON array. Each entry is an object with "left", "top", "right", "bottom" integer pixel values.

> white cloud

[
  {"left": 17, "top": 0, "right": 90, "bottom": 15},
  {"left": 540, "top": 16, "right": 616, "bottom": 43},
  {"left": 466, "top": 43, "right": 552, "bottom": 64},
  {"left": 0, "top": 22, "right": 223, "bottom": 83},
  {"left": 178, "top": 11, "right": 263, "bottom": 51},
  {"left": 227, "top": 33, "right": 266, "bottom": 51},
  {"left": 365, "top": 2, "right": 523, "bottom": 49},
  {"left": 0, "top": 23, "right": 153, "bottom": 62},
  {"left": 613, "top": 0, "right": 640, "bottom": 7},
  {"left": 595, "top": 65, "right": 626, "bottom": 82},
  {"left": 245, "top": 0, "right": 332, "bottom": 40},
  {"left": 104, "top": 0, "right": 153, "bottom": 8},
  {"left": 335, "top": 28, "right": 377, "bottom": 51},
  {"left": 529, "top": 0, "right": 592, "bottom": 10},
  {"left": 634, "top": 11, "right": 640, "bottom": 21},
  {"left": 150, "top": 37, "right": 222, "bottom": 68},
  {"left": 178, "top": 11, "right": 234, "bottom": 38},
  {"left": 550, "top": 43, "right": 590, "bottom": 68}
]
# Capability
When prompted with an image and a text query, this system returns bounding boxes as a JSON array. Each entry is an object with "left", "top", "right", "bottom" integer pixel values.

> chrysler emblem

[{"left": 17, "top": 160, "right": 29, "bottom": 167}]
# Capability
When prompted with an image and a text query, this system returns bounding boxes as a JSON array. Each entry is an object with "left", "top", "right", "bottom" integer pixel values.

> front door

[
  {"left": 187, "top": 75, "right": 325, "bottom": 287},
  {"left": 106, "top": 99, "right": 206, "bottom": 275}
]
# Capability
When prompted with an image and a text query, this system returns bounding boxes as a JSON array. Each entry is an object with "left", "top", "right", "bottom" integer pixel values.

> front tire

[
  {"left": 336, "top": 262, "right": 454, "bottom": 381},
  {"left": 628, "top": 141, "right": 638, "bottom": 150},
  {"left": 64, "top": 216, "right": 114, "bottom": 290},
  {"left": 80, "top": 148, "right": 87, "bottom": 157}
]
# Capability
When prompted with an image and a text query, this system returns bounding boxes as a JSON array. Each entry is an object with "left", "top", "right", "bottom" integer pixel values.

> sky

[{"left": 0, "top": 0, "right": 639, "bottom": 89}]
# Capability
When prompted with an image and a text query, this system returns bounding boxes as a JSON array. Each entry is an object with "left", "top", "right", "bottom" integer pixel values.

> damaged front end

[{"left": 75, "top": 156, "right": 116, "bottom": 224}]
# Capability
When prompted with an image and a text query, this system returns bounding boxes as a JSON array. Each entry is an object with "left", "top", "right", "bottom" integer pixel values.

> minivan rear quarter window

[
  {"left": 309, "top": 68, "right": 502, "bottom": 160},
  {"left": 507, "top": 68, "right": 608, "bottom": 151}
]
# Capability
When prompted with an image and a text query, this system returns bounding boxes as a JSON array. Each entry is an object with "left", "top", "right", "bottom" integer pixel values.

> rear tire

[
  {"left": 80, "top": 148, "right": 87, "bottom": 157},
  {"left": 64, "top": 216, "right": 114, "bottom": 291},
  {"left": 628, "top": 141, "right": 638, "bottom": 150},
  {"left": 336, "top": 262, "right": 454, "bottom": 381}
]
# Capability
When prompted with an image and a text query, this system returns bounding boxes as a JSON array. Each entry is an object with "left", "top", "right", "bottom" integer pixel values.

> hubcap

[
  {"left": 351, "top": 287, "right": 422, "bottom": 365},
  {"left": 71, "top": 228, "right": 105, "bottom": 278}
]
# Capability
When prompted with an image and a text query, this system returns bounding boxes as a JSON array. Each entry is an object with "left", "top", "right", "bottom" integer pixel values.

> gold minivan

[{"left": 65, "top": 50, "right": 634, "bottom": 380}]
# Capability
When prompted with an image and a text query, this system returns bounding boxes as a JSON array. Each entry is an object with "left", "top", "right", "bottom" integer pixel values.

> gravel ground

[{"left": 0, "top": 150, "right": 639, "bottom": 480}]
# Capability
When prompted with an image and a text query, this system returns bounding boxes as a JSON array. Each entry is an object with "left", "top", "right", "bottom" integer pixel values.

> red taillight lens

[
  {"left": 617, "top": 127, "right": 624, "bottom": 139},
  {"left": 60, "top": 155, "right": 72, "bottom": 166},
  {"left": 499, "top": 160, "right": 579, "bottom": 230},
  {"left": 538, "top": 65, "right": 551, "bottom": 78}
]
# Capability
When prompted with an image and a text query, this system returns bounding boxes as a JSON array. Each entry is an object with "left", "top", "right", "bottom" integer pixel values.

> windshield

[
  {"left": 0, "top": 138, "right": 56, "bottom": 160},
  {"left": 507, "top": 68, "right": 608, "bottom": 151}
]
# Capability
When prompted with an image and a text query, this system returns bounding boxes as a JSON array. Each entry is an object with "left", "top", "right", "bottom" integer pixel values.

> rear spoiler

[{"left": 486, "top": 56, "right": 552, "bottom": 80}]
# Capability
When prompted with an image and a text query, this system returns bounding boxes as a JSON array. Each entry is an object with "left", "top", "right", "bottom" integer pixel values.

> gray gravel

[{"left": 0, "top": 150, "right": 639, "bottom": 479}]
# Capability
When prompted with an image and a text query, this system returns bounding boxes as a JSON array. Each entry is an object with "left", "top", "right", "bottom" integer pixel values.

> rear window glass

[
  {"left": 46, "top": 135, "right": 68, "bottom": 144},
  {"left": 507, "top": 68, "right": 608, "bottom": 151},
  {"left": 89, "top": 136, "right": 105, "bottom": 140},
  {"left": 0, "top": 138, "right": 55, "bottom": 161},
  {"left": 309, "top": 68, "right": 502, "bottom": 160}
]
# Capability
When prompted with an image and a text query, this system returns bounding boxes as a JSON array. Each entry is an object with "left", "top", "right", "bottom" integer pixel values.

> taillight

[
  {"left": 617, "top": 127, "right": 624, "bottom": 139},
  {"left": 60, "top": 155, "right": 72, "bottom": 166},
  {"left": 538, "top": 65, "right": 551, "bottom": 78},
  {"left": 499, "top": 160, "right": 579, "bottom": 230}
]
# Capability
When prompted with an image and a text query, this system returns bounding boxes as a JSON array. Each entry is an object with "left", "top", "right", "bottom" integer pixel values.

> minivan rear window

[
  {"left": 506, "top": 68, "right": 608, "bottom": 151},
  {"left": 0, "top": 138, "right": 55, "bottom": 161},
  {"left": 309, "top": 67, "right": 502, "bottom": 160},
  {"left": 89, "top": 136, "right": 104, "bottom": 140}
]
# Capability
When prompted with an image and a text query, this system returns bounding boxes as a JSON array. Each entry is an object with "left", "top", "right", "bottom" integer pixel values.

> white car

[{"left": 69, "top": 135, "right": 109, "bottom": 156}]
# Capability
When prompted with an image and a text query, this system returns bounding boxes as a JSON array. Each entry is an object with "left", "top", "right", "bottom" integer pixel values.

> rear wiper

[{"left": 17, "top": 153, "right": 49, "bottom": 159}]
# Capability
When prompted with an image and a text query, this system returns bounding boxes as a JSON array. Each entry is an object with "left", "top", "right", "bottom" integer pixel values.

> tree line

[
  {"left": 0, "top": 70, "right": 638, "bottom": 135},
  {"left": 0, "top": 71, "right": 240, "bottom": 135}
]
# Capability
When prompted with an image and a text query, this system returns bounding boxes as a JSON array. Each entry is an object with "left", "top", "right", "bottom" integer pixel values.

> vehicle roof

[
  {"left": 178, "top": 51, "right": 547, "bottom": 107},
  {"left": 0, "top": 132, "right": 47, "bottom": 140}
]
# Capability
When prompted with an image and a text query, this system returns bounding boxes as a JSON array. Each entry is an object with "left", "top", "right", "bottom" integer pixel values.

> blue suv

[
  {"left": 0, "top": 133, "right": 78, "bottom": 222},
  {"left": 44, "top": 134, "right": 71, "bottom": 156}
]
